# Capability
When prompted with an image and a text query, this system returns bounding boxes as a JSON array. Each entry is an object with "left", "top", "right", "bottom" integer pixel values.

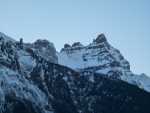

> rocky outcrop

[
  {"left": 33, "top": 39, "right": 58, "bottom": 63},
  {"left": 93, "top": 33, "right": 107, "bottom": 43},
  {"left": 64, "top": 43, "right": 71, "bottom": 49},
  {"left": 72, "top": 42, "right": 83, "bottom": 47}
]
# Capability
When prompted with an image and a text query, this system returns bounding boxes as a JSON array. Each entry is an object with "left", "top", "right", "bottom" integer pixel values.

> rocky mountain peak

[
  {"left": 58, "top": 33, "right": 150, "bottom": 92},
  {"left": 59, "top": 33, "right": 127, "bottom": 71},
  {"left": 93, "top": 33, "right": 107, "bottom": 43},
  {"left": 0, "top": 32, "right": 150, "bottom": 113}
]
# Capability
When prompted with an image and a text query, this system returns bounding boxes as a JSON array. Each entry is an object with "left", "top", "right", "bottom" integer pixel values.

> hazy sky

[{"left": 0, "top": 0, "right": 150, "bottom": 76}]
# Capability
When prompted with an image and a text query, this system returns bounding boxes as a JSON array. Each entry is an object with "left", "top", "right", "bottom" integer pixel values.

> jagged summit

[
  {"left": 63, "top": 42, "right": 83, "bottom": 49},
  {"left": 59, "top": 33, "right": 129, "bottom": 71},
  {"left": 61, "top": 33, "right": 108, "bottom": 52},
  {"left": 58, "top": 33, "right": 150, "bottom": 92},
  {"left": 62, "top": 42, "right": 84, "bottom": 51},
  {"left": 93, "top": 33, "right": 107, "bottom": 43}
]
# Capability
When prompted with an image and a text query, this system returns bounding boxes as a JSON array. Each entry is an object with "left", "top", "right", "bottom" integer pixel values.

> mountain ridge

[
  {"left": 58, "top": 33, "right": 150, "bottom": 92},
  {"left": 0, "top": 32, "right": 150, "bottom": 113}
]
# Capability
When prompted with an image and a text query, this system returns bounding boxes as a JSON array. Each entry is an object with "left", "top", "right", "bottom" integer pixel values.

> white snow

[
  {"left": 58, "top": 40, "right": 150, "bottom": 93},
  {"left": 89, "top": 75, "right": 94, "bottom": 82},
  {"left": 0, "top": 32, "right": 15, "bottom": 42},
  {"left": 0, "top": 66, "right": 51, "bottom": 113},
  {"left": 58, "top": 43, "right": 110, "bottom": 70},
  {"left": 18, "top": 50, "right": 36, "bottom": 73},
  {"left": 121, "top": 73, "right": 150, "bottom": 92},
  {"left": 96, "top": 68, "right": 111, "bottom": 75}
]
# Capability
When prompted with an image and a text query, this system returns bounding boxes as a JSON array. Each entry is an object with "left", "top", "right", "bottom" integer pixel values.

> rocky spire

[{"left": 94, "top": 33, "right": 107, "bottom": 43}]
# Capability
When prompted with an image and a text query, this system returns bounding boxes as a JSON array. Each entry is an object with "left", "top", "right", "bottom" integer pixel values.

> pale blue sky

[{"left": 0, "top": 0, "right": 150, "bottom": 76}]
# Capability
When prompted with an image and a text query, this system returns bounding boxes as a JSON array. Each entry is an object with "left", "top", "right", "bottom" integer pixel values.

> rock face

[
  {"left": 33, "top": 39, "right": 58, "bottom": 63},
  {"left": 59, "top": 34, "right": 129, "bottom": 71},
  {"left": 58, "top": 33, "right": 150, "bottom": 92},
  {"left": 94, "top": 33, "right": 107, "bottom": 43},
  {"left": 0, "top": 32, "right": 150, "bottom": 113},
  {"left": 64, "top": 43, "right": 71, "bottom": 49},
  {"left": 72, "top": 42, "right": 83, "bottom": 47}
]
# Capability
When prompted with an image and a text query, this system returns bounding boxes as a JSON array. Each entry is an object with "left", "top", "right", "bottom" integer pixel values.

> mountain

[
  {"left": 58, "top": 33, "right": 150, "bottom": 92},
  {"left": 0, "top": 32, "right": 150, "bottom": 113}
]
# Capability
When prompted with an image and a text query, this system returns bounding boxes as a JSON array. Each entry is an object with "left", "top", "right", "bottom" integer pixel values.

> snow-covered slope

[
  {"left": 58, "top": 34, "right": 150, "bottom": 92},
  {"left": 0, "top": 33, "right": 56, "bottom": 113},
  {"left": 0, "top": 32, "right": 15, "bottom": 42},
  {"left": 0, "top": 32, "right": 150, "bottom": 113},
  {"left": 0, "top": 67, "right": 50, "bottom": 113},
  {"left": 58, "top": 34, "right": 129, "bottom": 71}
]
